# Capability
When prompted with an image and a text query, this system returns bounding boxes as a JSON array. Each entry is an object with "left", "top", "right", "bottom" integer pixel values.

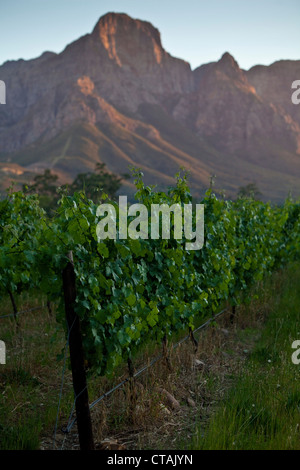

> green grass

[
  {"left": 0, "top": 291, "right": 71, "bottom": 450},
  {"left": 191, "top": 263, "right": 300, "bottom": 450},
  {"left": 1, "top": 265, "right": 299, "bottom": 450}
]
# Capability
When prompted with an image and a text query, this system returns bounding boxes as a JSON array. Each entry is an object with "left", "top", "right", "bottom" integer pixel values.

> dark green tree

[
  {"left": 70, "top": 163, "right": 129, "bottom": 201},
  {"left": 237, "top": 183, "right": 262, "bottom": 200},
  {"left": 24, "top": 164, "right": 128, "bottom": 213},
  {"left": 23, "top": 169, "right": 59, "bottom": 214}
]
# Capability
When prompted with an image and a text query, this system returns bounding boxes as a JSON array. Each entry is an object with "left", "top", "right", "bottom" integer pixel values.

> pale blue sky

[{"left": 1, "top": 0, "right": 299, "bottom": 70}]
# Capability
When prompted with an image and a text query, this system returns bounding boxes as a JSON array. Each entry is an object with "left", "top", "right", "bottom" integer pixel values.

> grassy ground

[
  {"left": 0, "top": 263, "right": 299, "bottom": 450},
  {"left": 190, "top": 262, "right": 300, "bottom": 450}
]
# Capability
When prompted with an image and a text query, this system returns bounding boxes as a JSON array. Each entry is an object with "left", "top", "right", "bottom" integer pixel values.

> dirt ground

[{"left": 44, "top": 301, "right": 264, "bottom": 451}]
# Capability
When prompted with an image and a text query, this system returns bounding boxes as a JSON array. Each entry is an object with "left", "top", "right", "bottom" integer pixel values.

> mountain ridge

[{"left": 0, "top": 12, "right": 299, "bottom": 202}]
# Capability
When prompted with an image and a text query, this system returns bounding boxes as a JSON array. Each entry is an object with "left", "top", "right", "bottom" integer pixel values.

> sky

[{"left": 1, "top": 0, "right": 300, "bottom": 70}]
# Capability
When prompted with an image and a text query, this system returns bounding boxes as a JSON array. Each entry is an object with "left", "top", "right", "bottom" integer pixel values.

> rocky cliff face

[
  {"left": 92, "top": 13, "right": 192, "bottom": 91},
  {"left": 247, "top": 60, "right": 300, "bottom": 124},
  {"left": 0, "top": 12, "right": 299, "bottom": 201},
  {"left": 0, "top": 13, "right": 193, "bottom": 151},
  {"left": 171, "top": 52, "right": 300, "bottom": 159}
]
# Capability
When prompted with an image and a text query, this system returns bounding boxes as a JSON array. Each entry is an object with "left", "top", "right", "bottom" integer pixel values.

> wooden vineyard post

[
  {"left": 7, "top": 289, "right": 19, "bottom": 327},
  {"left": 189, "top": 327, "right": 198, "bottom": 353},
  {"left": 62, "top": 251, "right": 95, "bottom": 450},
  {"left": 162, "top": 334, "right": 172, "bottom": 371},
  {"left": 230, "top": 305, "right": 236, "bottom": 324},
  {"left": 46, "top": 299, "right": 52, "bottom": 315}
]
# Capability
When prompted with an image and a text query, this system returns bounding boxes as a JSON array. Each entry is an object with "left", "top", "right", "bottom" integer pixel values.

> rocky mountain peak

[
  {"left": 219, "top": 51, "right": 238, "bottom": 66},
  {"left": 193, "top": 51, "right": 251, "bottom": 92},
  {"left": 216, "top": 51, "right": 244, "bottom": 78},
  {"left": 91, "top": 12, "right": 164, "bottom": 67}
]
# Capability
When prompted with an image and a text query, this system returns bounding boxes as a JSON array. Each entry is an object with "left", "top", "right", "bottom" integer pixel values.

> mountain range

[{"left": 0, "top": 12, "right": 300, "bottom": 202}]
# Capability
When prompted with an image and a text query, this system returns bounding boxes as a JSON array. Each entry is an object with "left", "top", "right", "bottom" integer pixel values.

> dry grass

[
  {"left": 51, "top": 294, "right": 272, "bottom": 450},
  {"left": 0, "top": 269, "right": 284, "bottom": 450}
]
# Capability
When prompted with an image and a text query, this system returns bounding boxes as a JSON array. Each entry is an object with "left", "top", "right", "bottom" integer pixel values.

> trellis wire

[{"left": 62, "top": 307, "right": 230, "bottom": 437}]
